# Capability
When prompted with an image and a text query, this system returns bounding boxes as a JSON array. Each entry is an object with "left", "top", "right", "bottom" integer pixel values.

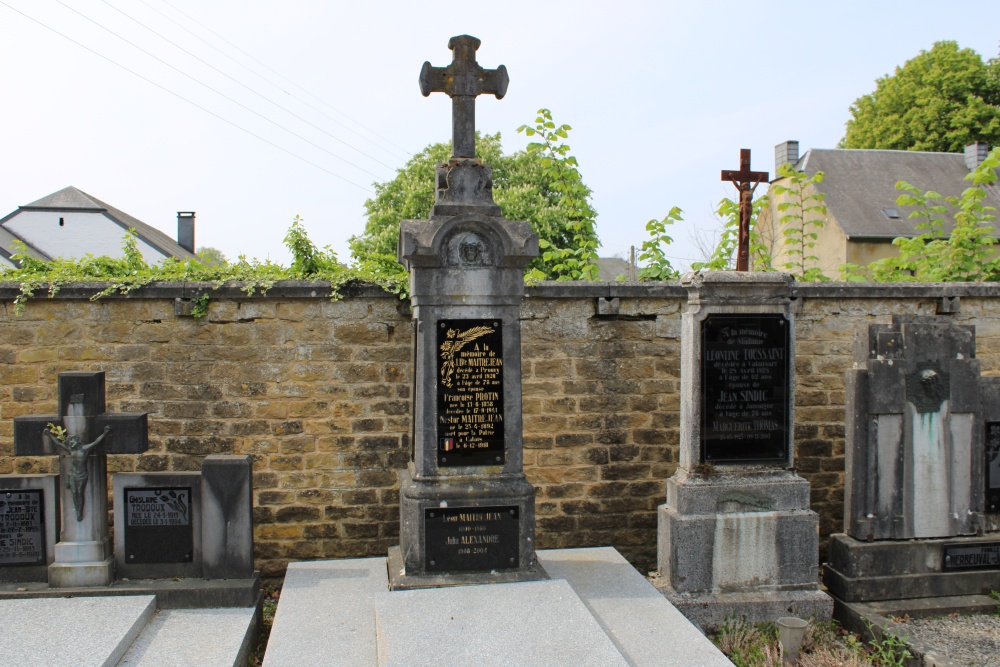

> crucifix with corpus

[{"left": 721, "top": 149, "right": 769, "bottom": 272}]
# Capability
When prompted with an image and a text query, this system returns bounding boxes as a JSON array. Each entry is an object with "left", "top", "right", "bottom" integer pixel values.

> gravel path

[{"left": 901, "top": 613, "right": 1000, "bottom": 667}]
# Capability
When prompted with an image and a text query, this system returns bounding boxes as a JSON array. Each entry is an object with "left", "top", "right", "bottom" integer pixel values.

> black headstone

[
  {"left": 436, "top": 319, "right": 505, "bottom": 466},
  {"left": 122, "top": 487, "right": 194, "bottom": 564},
  {"left": 0, "top": 489, "right": 46, "bottom": 566},
  {"left": 701, "top": 313, "right": 789, "bottom": 463},
  {"left": 987, "top": 422, "right": 1000, "bottom": 513},
  {"left": 424, "top": 505, "right": 519, "bottom": 572}
]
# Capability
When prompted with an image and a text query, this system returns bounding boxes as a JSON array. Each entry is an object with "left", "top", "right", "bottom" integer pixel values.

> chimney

[
  {"left": 965, "top": 142, "right": 989, "bottom": 170},
  {"left": 775, "top": 140, "right": 799, "bottom": 174},
  {"left": 177, "top": 211, "right": 195, "bottom": 254}
]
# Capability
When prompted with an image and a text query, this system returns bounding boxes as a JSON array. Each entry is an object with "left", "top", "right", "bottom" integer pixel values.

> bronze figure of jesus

[{"left": 45, "top": 426, "right": 111, "bottom": 521}]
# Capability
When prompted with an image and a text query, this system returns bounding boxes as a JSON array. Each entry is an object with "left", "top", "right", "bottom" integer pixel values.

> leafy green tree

[
  {"left": 771, "top": 164, "right": 829, "bottom": 281},
  {"left": 637, "top": 208, "right": 682, "bottom": 280},
  {"left": 196, "top": 247, "right": 227, "bottom": 267},
  {"left": 349, "top": 109, "right": 601, "bottom": 280},
  {"left": 841, "top": 41, "right": 1000, "bottom": 152}
]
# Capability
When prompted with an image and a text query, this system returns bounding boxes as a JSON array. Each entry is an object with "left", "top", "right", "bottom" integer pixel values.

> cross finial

[
  {"left": 721, "top": 149, "right": 769, "bottom": 272},
  {"left": 419, "top": 35, "right": 509, "bottom": 159}
]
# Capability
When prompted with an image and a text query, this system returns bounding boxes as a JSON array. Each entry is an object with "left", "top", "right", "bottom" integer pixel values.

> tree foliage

[
  {"left": 349, "top": 109, "right": 601, "bottom": 280},
  {"left": 692, "top": 195, "right": 772, "bottom": 272},
  {"left": 841, "top": 41, "right": 1000, "bottom": 152},
  {"left": 637, "top": 208, "right": 682, "bottom": 280},
  {"left": 771, "top": 164, "right": 829, "bottom": 281}
]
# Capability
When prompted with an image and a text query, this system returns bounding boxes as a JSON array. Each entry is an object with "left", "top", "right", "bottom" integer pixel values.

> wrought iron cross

[
  {"left": 419, "top": 35, "right": 509, "bottom": 159},
  {"left": 721, "top": 149, "right": 769, "bottom": 272}
]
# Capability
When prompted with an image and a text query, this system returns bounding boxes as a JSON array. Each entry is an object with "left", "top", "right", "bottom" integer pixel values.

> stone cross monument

[
  {"left": 14, "top": 371, "right": 148, "bottom": 587},
  {"left": 721, "top": 149, "right": 769, "bottom": 272},
  {"left": 388, "top": 35, "right": 545, "bottom": 589}
]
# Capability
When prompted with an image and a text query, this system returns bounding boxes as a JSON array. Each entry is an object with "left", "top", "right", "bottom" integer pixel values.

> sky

[{"left": 1, "top": 1, "right": 998, "bottom": 271}]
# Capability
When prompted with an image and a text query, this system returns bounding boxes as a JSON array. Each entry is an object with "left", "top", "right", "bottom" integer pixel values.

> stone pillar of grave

[
  {"left": 824, "top": 316, "right": 1000, "bottom": 603},
  {"left": 387, "top": 34, "right": 544, "bottom": 589},
  {"left": 653, "top": 271, "right": 831, "bottom": 628},
  {"left": 13, "top": 372, "right": 148, "bottom": 587}
]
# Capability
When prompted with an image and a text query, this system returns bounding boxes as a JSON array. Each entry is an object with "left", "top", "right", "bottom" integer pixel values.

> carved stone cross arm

[{"left": 419, "top": 35, "right": 509, "bottom": 159}]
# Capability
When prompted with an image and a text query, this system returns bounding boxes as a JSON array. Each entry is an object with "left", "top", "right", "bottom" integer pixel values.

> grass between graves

[
  {"left": 709, "top": 616, "right": 911, "bottom": 667},
  {"left": 249, "top": 583, "right": 281, "bottom": 667}
]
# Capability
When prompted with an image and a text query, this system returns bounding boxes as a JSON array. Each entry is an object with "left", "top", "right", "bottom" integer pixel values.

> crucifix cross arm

[{"left": 419, "top": 35, "right": 509, "bottom": 159}]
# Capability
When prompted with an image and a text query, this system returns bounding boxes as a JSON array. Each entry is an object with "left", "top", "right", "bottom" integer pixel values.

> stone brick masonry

[{"left": 2, "top": 281, "right": 999, "bottom": 577}]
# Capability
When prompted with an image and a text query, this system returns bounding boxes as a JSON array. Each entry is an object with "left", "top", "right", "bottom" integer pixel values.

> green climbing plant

[
  {"left": 637, "top": 207, "right": 682, "bottom": 280},
  {"left": 693, "top": 195, "right": 773, "bottom": 271}
]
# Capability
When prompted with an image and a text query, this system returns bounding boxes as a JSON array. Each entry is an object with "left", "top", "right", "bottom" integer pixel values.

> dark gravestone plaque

[
  {"left": 0, "top": 490, "right": 45, "bottom": 566},
  {"left": 701, "top": 314, "right": 789, "bottom": 463},
  {"left": 436, "top": 319, "right": 505, "bottom": 466},
  {"left": 123, "top": 487, "right": 194, "bottom": 564},
  {"left": 424, "top": 506, "right": 519, "bottom": 572},
  {"left": 943, "top": 542, "right": 1000, "bottom": 570},
  {"left": 987, "top": 422, "right": 1000, "bottom": 513}
]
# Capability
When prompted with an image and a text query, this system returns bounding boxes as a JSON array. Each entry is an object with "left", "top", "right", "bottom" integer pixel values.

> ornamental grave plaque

[
  {"left": 988, "top": 422, "right": 1000, "bottom": 513},
  {"left": 436, "top": 319, "right": 505, "bottom": 466},
  {"left": 123, "top": 487, "right": 193, "bottom": 564},
  {"left": 942, "top": 542, "right": 1000, "bottom": 570},
  {"left": 0, "top": 490, "right": 45, "bottom": 566},
  {"left": 701, "top": 314, "right": 789, "bottom": 462},
  {"left": 424, "top": 506, "right": 519, "bottom": 572}
]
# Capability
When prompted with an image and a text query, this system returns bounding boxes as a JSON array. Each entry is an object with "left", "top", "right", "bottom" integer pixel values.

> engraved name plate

[
  {"left": 424, "top": 505, "right": 519, "bottom": 572},
  {"left": 436, "top": 319, "right": 505, "bottom": 466},
  {"left": 123, "top": 487, "right": 193, "bottom": 564},
  {"left": 0, "top": 490, "right": 45, "bottom": 566}
]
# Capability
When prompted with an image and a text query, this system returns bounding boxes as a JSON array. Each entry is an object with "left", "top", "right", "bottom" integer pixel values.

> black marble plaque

[
  {"left": 987, "top": 422, "right": 1000, "bottom": 513},
  {"left": 424, "top": 506, "right": 519, "bottom": 572},
  {"left": 436, "top": 319, "right": 505, "bottom": 466},
  {"left": 701, "top": 314, "right": 790, "bottom": 463},
  {"left": 943, "top": 542, "right": 1000, "bottom": 570},
  {"left": 0, "top": 490, "right": 45, "bottom": 566},
  {"left": 123, "top": 487, "right": 193, "bottom": 564}
]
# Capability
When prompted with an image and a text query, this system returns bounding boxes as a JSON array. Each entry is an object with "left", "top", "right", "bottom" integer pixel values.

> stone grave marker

[
  {"left": 654, "top": 271, "right": 830, "bottom": 628},
  {"left": 388, "top": 35, "right": 545, "bottom": 588},
  {"left": 825, "top": 315, "right": 1000, "bottom": 602},
  {"left": 0, "top": 476, "right": 59, "bottom": 583},
  {"left": 13, "top": 371, "right": 147, "bottom": 587}
]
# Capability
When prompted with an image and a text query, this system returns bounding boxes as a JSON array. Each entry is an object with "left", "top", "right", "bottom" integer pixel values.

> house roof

[
  {"left": 0, "top": 225, "right": 49, "bottom": 262},
  {"left": 794, "top": 149, "right": 1000, "bottom": 240},
  {"left": 4, "top": 186, "right": 196, "bottom": 260}
]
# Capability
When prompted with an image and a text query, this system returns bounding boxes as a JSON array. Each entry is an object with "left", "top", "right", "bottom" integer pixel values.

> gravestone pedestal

[
  {"left": 824, "top": 316, "right": 1000, "bottom": 603},
  {"left": 653, "top": 271, "right": 830, "bottom": 628}
]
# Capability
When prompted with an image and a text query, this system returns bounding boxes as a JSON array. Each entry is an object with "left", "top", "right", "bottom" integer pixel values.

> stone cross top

[
  {"left": 721, "top": 149, "right": 769, "bottom": 272},
  {"left": 419, "top": 35, "right": 509, "bottom": 159}
]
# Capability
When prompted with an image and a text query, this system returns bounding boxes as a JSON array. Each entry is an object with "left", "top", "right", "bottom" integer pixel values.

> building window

[
  {"left": 882, "top": 208, "right": 900, "bottom": 220},
  {"left": 58, "top": 217, "right": 64, "bottom": 227}
]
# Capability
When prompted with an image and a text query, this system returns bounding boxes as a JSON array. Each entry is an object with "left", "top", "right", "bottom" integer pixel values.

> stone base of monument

[
  {"left": 824, "top": 533, "right": 1000, "bottom": 602},
  {"left": 655, "top": 468, "right": 833, "bottom": 629},
  {"left": 263, "top": 547, "right": 733, "bottom": 667},
  {"left": 392, "top": 470, "right": 548, "bottom": 589},
  {"left": 0, "top": 594, "right": 260, "bottom": 666},
  {"left": 48, "top": 537, "right": 115, "bottom": 588}
]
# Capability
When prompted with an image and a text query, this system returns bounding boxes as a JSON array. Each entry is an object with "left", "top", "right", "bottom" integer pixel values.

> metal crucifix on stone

[
  {"left": 13, "top": 371, "right": 148, "bottom": 587},
  {"left": 721, "top": 149, "right": 769, "bottom": 272},
  {"left": 419, "top": 35, "right": 509, "bottom": 159}
]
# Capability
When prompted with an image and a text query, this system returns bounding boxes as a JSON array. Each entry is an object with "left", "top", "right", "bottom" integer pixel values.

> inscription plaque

[
  {"left": 123, "top": 487, "right": 193, "bottom": 564},
  {"left": 988, "top": 422, "right": 1000, "bottom": 513},
  {"left": 424, "top": 505, "right": 519, "bottom": 572},
  {"left": 943, "top": 542, "right": 1000, "bottom": 570},
  {"left": 0, "top": 490, "right": 45, "bottom": 566},
  {"left": 436, "top": 319, "right": 505, "bottom": 466},
  {"left": 701, "top": 314, "right": 789, "bottom": 462}
]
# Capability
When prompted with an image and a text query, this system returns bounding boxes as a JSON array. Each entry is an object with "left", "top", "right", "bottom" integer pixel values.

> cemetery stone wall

[{"left": 1, "top": 281, "right": 999, "bottom": 577}]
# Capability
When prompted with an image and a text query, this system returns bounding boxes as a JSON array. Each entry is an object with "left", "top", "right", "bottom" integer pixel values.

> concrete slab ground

[
  {"left": 263, "top": 546, "right": 733, "bottom": 667},
  {"left": 0, "top": 595, "right": 154, "bottom": 667},
  {"left": 118, "top": 606, "right": 260, "bottom": 667}
]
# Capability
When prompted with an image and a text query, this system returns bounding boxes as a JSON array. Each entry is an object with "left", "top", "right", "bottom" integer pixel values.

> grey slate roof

[
  {"left": 0, "top": 225, "right": 49, "bottom": 262},
  {"left": 3, "top": 186, "right": 196, "bottom": 260},
  {"left": 794, "top": 149, "right": 1000, "bottom": 239}
]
